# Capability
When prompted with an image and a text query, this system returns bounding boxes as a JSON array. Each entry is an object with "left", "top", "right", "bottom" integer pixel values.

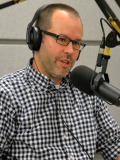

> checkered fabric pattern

[{"left": 0, "top": 58, "right": 120, "bottom": 160}]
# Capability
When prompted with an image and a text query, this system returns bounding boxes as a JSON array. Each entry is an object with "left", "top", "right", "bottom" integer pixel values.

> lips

[
  {"left": 60, "top": 58, "right": 71, "bottom": 64},
  {"left": 61, "top": 60, "right": 69, "bottom": 64},
  {"left": 58, "top": 58, "right": 71, "bottom": 68}
]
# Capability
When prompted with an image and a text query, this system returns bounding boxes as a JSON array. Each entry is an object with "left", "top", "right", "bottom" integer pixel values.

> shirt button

[
  {"left": 63, "top": 134, "right": 67, "bottom": 139},
  {"left": 69, "top": 155, "right": 73, "bottom": 159}
]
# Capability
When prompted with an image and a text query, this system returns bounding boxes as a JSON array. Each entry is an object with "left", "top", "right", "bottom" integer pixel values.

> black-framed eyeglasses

[{"left": 41, "top": 30, "right": 86, "bottom": 51}]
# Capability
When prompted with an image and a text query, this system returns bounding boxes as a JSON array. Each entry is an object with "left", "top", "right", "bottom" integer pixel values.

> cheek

[
  {"left": 45, "top": 36, "right": 64, "bottom": 52},
  {"left": 45, "top": 37, "right": 56, "bottom": 49},
  {"left": 46, "top": 42, "right": 63, "bottom": 58}
]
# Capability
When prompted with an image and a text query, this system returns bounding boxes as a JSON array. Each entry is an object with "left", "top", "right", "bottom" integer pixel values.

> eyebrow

[
  {"left": 59, "top": 33, "right": 82, "bottom": 41},
  {"left": 75, "top": 38, "right": 82, "bottom": 41}
]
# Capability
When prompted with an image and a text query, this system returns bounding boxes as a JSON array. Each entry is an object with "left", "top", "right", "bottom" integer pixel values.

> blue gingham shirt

[{"left": 0, "top": 58, "right": 120, "bottom": 160}]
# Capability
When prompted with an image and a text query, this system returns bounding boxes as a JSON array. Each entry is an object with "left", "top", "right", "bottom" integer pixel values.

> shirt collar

[{"left": 26, "top": 58, "right": 70, "bottom": 92}]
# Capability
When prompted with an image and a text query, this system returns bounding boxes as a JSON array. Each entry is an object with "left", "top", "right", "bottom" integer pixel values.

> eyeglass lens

[{"left": 56, "top": 35, "right": 85, "bottom": 50}]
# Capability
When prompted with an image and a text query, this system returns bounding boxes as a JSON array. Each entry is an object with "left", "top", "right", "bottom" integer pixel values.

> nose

[{"left": 64, "top": 41, "right": 74, "bottom": 55}]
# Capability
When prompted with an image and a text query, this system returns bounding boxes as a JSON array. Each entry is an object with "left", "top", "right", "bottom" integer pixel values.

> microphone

[{"left": 70, "top": 65, "right": 120, "bottom": 106}]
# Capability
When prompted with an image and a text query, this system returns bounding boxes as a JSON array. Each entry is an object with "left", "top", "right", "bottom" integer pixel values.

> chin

[
  {"left": 56, "top": 72, "right": 69, "bottom": 79},
  {"left": 52, "top": 68, "right": 70, "bottom": 79}
]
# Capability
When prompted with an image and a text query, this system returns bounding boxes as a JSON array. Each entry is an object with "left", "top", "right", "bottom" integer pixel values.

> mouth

[
  {"left": 58, "top": 59, "right": 71, "bottom": 68},
  {"left": 61, "top": 60, "right": 69, "bottom": 64}
]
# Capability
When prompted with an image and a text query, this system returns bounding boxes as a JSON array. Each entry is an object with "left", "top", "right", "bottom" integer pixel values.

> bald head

[
  {"left": 35, "top": 3, "right": 82, "bottom": 31},
  {"left": 50, "top": 9, "right": 83, "bottom": 37}
]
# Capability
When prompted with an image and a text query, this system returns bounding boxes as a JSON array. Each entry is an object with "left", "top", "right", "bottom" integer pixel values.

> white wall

[{"left": 0, "top": 0, "right": 120, "bottom": 159}]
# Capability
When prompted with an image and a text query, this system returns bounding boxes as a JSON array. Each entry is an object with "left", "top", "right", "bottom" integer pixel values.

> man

[{"left": 0, "top": 3, "right": 120, "bottom": 160}]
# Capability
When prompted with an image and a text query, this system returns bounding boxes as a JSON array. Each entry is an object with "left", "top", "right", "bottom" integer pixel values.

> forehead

[{"left": 50, "top": 10, "right": 83, "bottom": 39}]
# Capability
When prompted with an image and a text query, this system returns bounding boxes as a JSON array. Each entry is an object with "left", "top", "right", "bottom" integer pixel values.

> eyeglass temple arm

[{"left": 40, "top": 30, "right": 58, "bottom": 38}]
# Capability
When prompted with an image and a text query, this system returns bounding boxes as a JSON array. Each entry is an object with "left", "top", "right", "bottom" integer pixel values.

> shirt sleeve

[
  {"left": 96, "top": 99, "right": 120, "bottom": 160},
  {"left": 0, "top": 88, "right": 17, "bottom": 159}
]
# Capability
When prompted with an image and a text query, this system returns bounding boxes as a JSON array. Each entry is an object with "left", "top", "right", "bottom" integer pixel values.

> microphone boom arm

[
  {"left": 0, "top": 0, "right": 26, "bottom": 10},
  {"left": 95, "top": 0, "right": 120, "bottom": 37}
]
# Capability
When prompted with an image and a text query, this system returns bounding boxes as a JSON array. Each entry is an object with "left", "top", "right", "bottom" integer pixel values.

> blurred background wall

[{"left": 0, "top": 0, "right": 120, "bottom": 159}]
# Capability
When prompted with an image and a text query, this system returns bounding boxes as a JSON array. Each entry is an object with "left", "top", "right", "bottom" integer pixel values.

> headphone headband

[{"left": 27, "top": 4, "right": 49, "bottom": 30}]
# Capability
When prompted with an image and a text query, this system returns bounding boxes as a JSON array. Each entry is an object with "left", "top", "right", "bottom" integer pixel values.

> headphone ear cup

[{"left": 28, "top": 26, "right": 42, "bottom": 51}]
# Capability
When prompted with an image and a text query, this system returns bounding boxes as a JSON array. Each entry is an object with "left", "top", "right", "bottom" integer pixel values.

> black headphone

[{"left": 26, "top": 4, "right": 49, "bottom": 51}]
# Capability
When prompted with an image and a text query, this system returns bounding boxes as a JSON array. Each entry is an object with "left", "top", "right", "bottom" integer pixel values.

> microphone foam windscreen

[{"left": 70, "top": 65, "right": 97, "bottom": 95}]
